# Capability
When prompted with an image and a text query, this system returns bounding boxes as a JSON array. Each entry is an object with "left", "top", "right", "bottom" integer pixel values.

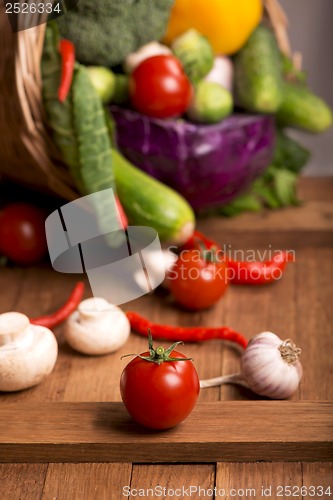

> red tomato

[
  {"left": 129, "top": 54, "right": 193, "bottom": 118},
  {"left": 0, "top": 203, "right": 48, "bottom": 265},
  {"left": 120, "top": 348, "right": 200, "bottom": 430},
  {"left": 168, "top": 249, "right": 229, "bottom": 310}
]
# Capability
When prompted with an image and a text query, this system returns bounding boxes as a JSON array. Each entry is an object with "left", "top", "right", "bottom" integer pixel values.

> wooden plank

[
  {"left": 297, "top": 177, "right": 333, "bottom": 201},
  {"left": 0, "top": 268, "right": 25, "bottom": 312},
  {"left": 215, "top": 462, "right": 303, "bottom": 499},
  {"left": 130, "top": 464, "right": 215, "bottom": 499},
  {"left": 302, "top": 463, "right": 333, "bottom": 496},
  {"left": 196, "top": 177, "right": 333, "bottom": 249},
  {"left": 0, "top": 402, "right": 332, "bottom": 463},
  {"left": 196, "top": 202, "right": 333, "bottom": 248},
  {"left": 296, "top": 248, "right": 333, "bottom": 400},
  {"left": 41, "top": 463, "right": 132, "bottom": 500},
  {"left": 0, "top": 463, "right": 48, "bottom": 500}
]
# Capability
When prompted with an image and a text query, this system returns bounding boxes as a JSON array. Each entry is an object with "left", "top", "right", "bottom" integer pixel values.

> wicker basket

[
  {"left": 0, "top": 0, "right": 294, "bottom": 202},
  {"left": 0, "top": 3, "right": 77, "bottom": 200}
]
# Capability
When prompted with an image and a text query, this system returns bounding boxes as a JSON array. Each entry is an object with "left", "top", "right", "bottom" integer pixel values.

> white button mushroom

[
  {"left": 0, "top": 312, "right": 58, "bottom": 392},
  {"left": 65, "top": 297, "right": 130, "bottom": 356}
]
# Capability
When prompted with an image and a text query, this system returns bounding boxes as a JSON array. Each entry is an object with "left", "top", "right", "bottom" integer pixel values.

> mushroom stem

[{"left": 0, "top": 312, "right": 31, "bottom": 346}]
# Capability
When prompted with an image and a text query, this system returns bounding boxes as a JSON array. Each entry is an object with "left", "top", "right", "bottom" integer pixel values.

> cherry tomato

[
  {"left": 168, "top": 249, "right": 229, "bottom": 310},
  {"left": 129, "top": 54, "right": 193, "bottom": 119},
  {"left": 0, "top": 203, "right": 48, "bottom": 265},
  {"left": 120, "top": 344, "right": 200, "bottom": 430}
]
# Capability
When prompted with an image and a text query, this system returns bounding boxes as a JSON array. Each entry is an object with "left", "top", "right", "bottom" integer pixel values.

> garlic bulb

[
  {"left": 200, "top": 331, "right": 302, "bottom": 399},
  {"left": 65, "top": 298, "right": 130, "bottom": 356},
  {"left": 124, "top": 42, "right": 172, "bottom": 74},
  {"left": 204, "top": 56, "right": 234, "bottom": 92},
  {"left": 241, "top": 332, "right": 302, "bottom": 399}
]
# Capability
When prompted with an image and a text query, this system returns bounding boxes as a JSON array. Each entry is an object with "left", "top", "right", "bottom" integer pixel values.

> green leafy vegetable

[
  {"left": 41, "top": 22, "right": 79, "bottom": 179},
  {"left": 281, "top": 53, "right": 307, "bottom": 85},
  {"left": 42, "top": 23, "right": 122, "bottom": 244},
  {"left": 273, "top": 130, "right": 310, "bottom": 173},
  {"left": 218, "top": 129, "right": 310, "bottom": 215},
  {"left": 217, "top": 193, "right": 261, "bottom": 217},
  {"left": 253, "top": 166, "right": 299, "bottom": 208},
  {"left": 273, "top": 168, "right": 299, "bottom": 206}
]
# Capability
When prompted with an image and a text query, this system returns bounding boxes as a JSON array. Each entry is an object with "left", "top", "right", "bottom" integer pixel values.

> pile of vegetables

[
  {"left": 41, "top": 22, "right": 195, "bottom": 245},
  {"left": 39, "top": 0, "right": 333, "bottom": 242},
  {"left": 120, "top": 22, "right": 331, "bottom": 212}
]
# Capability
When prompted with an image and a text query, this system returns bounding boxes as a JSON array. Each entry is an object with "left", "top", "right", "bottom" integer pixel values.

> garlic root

[{"left": 200, "top": 373, "right": 248, "bottom": 389}]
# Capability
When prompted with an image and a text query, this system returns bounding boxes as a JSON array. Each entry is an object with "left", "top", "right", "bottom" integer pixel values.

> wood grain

[
  {"left": 0, "top": 177, "right": 332, "bottom": 489},
  {"left": 296, "top": 248, "right": 333, "bottom": 400},
  {"left": 0, "top": 402, "right": 332, "bottom": 463},
  {"left": 216, "top": 462, "right": 303, "bottom": 499},
  {"left": 42, "top": 463, "right": 132, "bottom": 500},
  {"left": 130, "top": 464, "right": 215, "bottom": 499},
  {"left": 0, "top": 463, "right": 48, "bottom": 500},
  {"left": 302, "top": 463, "right": 333, "bottom": 497}
]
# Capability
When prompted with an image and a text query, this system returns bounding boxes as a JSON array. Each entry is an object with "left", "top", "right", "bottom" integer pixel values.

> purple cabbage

[{"left": 110, "top": 106, "right": 276, "bottom": 210}]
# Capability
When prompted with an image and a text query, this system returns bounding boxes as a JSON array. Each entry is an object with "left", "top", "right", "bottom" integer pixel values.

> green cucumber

[
  {"left": 112, "top": 149, "right": 195, "bottom": 243},
  {"left": 277, "top": 83, "right": 332, "bottom": 133},
  {"left": 234, "top": 25, "right": 283, "bottom": 113}
]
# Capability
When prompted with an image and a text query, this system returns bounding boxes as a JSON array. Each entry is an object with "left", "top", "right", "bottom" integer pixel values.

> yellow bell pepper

[{"left": 163, "top": 0, "right": 263, "bottom": 55}]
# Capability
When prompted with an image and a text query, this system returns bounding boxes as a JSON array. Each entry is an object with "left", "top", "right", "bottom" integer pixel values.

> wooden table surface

[{"left": 1, "top": 178, "right": 332, "bottom": 499}]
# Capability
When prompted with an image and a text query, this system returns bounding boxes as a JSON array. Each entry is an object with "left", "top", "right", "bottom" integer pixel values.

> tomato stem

[{"left": 122, "top": 329, "right": 193, "bottom": 365}]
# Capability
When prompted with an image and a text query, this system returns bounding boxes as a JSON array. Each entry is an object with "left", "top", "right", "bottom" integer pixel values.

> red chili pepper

[
  {"left": 30, "top": 282, "right": 84, "bottom": 329},
  {"left": 115, "top": 195, "right": 128, "bottom": 230},
  {"left": 58, "top": 39, "right": 75, "bottom": 103},
  {"left": 126, "top": 311, "right": 248, "bottom": 349},
  {"left": 226, "top": 251, "right": 294, "bottom": 285},
  {"left": 183, "top": 230, "right": 294, "bottom": 285}
]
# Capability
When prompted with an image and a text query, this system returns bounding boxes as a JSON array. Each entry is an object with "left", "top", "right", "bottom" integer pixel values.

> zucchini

[
  {"left": 112, "top": 149, "right": 195, "bottom": 243},
  {"left": 277, "top": 83, "right": 332, "bottom": 133},
  {"left": 234, "top": 25, "right": 283, "bottom": 113}
]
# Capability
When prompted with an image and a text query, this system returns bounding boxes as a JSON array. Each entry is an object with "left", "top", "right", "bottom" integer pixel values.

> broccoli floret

[{"left": 57, "top": 0, "right": 174, "bottom": 67}]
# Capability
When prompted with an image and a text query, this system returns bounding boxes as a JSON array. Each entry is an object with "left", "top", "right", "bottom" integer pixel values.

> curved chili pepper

[
  {"left": 30, "top": 282, "right": 84, "bottom": 329},
  {"left": 183, "top": 230, "right": 294, "bottom": 285},
  {"left": 126, "top": 311, "right": 248, "bottom": 349},
  {"left": 58, "top": 39, "right": 75, "bottom": 103},
  {"left": 226, "top": 251, "right": 294, "bottom": 285},
  {"left": 115, "top": 195, "right": 128, "bottom": 230}
]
